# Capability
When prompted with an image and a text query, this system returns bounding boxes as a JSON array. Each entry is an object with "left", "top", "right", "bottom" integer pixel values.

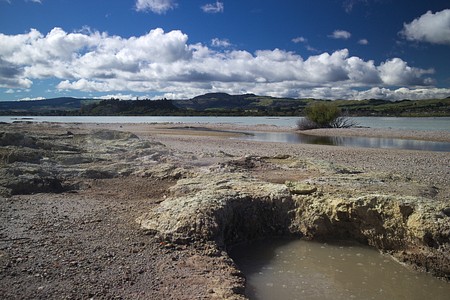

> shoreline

[{"left": 12, "top": 120, "right": 450, "bottom": 142}]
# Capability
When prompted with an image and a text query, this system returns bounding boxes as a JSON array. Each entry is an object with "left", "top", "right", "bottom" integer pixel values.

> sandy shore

[
  {"left": 112, "top": 122, "right": 450, "bottom": 191},
  {"left": 136, "top": 122, "right": 450, "bottom": 142},
  {"left": 1, "top": 122, "right": 449, "bottom": 299}
]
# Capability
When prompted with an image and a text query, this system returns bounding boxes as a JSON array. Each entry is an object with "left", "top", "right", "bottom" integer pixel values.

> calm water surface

[
  {"left": 1, "top": 116, "right": 450, "bottom": 131},
  {"left": 230, "top": 239, "right": 450, "bottom": 300},
  {"left": 2, "top": 116, "right": 449, "bottom": 151},
  {"left": 235, "top": 131, "right": 450, "bottom": 152}
]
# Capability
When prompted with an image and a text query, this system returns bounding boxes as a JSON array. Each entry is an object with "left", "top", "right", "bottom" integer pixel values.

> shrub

[{"left": 297, "top": 102, "right": 357, "bottom": 130}]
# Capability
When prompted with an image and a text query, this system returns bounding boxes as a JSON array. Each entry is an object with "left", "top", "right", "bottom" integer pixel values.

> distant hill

[
  {"left": 0, "top": 93, "right": 449, "bottom": 117},
  {"left": 173, "top": 93, "right": 309, "bottom": 115},
  {"left": 0, "top": 98, "right": 99, "bottom": 115}
]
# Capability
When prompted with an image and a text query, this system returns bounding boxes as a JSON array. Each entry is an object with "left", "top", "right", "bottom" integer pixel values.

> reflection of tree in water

[
  {"left": 298, "top": 134, "right": 338, "bottom": 146},
  {"left": 239, "top": 132, "right": 450, "bottom": 152}
]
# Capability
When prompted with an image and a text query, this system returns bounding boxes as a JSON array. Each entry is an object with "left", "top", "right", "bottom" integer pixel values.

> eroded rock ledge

[
  {"left": 138, "top": 173, "right": 298, "bottom": 247},
  {"left": 138, "top": 169, "right": 450, "bottom": 280}
]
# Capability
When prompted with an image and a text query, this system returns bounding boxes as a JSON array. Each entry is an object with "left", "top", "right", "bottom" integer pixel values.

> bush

[{"left": 297, "top": 102, "right": 357, "bottom": 130}]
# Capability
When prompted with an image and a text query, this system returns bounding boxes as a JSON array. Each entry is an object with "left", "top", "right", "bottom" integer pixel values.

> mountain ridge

[{"left": 0, "top": 93, "right": 449, "bottom": 117}]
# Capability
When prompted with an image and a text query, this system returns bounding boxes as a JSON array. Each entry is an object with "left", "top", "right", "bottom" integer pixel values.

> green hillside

[
  {"left": 174, "top": 93, "right": 309, "bottom": 116},
  {"left": 0, "top": 94, "right": 449, "bottom": 117}
]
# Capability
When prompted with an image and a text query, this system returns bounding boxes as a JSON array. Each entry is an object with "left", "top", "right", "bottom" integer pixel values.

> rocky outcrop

[
  {"left": 137, "top": 173, "right": 298, "bottom": 247},
  {"left": 292, "top": 193, "right": 449, "bottom": 278},
  {"left": 0, "top": 128, "right": 182, "bottom": 196},
  {"left": 138, "top": 167, "right": 450, "bottom": 279}
]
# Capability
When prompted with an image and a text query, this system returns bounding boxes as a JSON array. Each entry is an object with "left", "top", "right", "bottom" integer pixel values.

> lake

[
  {"left": 2, "top": 116, "right": 449, "bottom": 151},
  {"left": 1, "top": 116, "right": 450, "bottom": 132},
  {"left": 234, "top": 131, "right": 450, "bottom": 152}
]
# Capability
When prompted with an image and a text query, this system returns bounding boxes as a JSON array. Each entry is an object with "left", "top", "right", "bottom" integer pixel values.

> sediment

[{"left": 1, "top": 122, "right": 449, "bottom": 299}]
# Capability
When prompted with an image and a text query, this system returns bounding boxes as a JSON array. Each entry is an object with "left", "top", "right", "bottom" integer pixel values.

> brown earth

[{"left": 0, "top": 122, "right": 449, "bottom": 299}]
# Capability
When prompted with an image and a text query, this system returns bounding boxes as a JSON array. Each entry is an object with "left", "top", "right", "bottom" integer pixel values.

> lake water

[
  {"left": 230, "top": 239, "right": 450, "bottom": 300},
  {"left": 1, "top": 116, "right": 450, "bottom": 131},
  {"left": 2, "top": 116, "right": 449, "bottom": 151},
  {"left": 235, "top": 131, "right": 450, "bottom": 152}
]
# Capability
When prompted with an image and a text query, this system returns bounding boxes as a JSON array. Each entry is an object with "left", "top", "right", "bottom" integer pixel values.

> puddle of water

[
  {"left": 229, "top": 239, "right": 450, "bottom": 300},
  {"left": 235, "top": 132, "right": 450, "bottom": 152}
]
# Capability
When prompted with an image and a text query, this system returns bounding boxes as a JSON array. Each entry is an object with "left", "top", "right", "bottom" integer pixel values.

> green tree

[{"left": 297, "top": 101, "right": 357, "bottom": 130}]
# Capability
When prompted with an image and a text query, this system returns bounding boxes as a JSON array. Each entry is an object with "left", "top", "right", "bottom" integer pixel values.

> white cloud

[
  {"left": 401, "top": 9, "right": 450, "bottom": 45},
  {"left": 330, "top": 30, "right": 352, "bottom": 40},
  {"left": 0, "top": 56, "right": 33, "bottom": 88},
  {"left": 292, "top": 37, "right": 319, "bottom": 52},
  {"left": 292, "top": 37, "right": 307, "bottom": 44},
  {"left": 358, "top": 39, "right": 369, "bottom": 45},
  {"left": 378, "top": 58, "right": 434, "bottom": 86},
  {"left": 0, "top": 27, "right": 446, "bottom": 100},
  {"left": 201, "top": 1, "right": 224, "bottom": 13},
  {"left": 135, "top": 0, "right": 177, "bottom": 14},
  {"left": 352, "top": 87, "right": 450, "bottom": 101},
  {"left": 5, "top": 89, "right": 15, "bottom": 93},
  {"left": 211, "top": 38, "right": 231, "bottom": 48},
  {"left": 295, "top": 86, "right": 450, "bottom": 101},
  {"left": 98, "top": 93, "right": 141, "bottom": 100},
  {"left": 19, "top": 96, "right": 45, "bottom": 101}
]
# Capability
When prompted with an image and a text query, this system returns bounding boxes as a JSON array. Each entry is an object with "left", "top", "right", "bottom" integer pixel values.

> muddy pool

[{"left": 229, "top": 239, "right": 450, "bottom": 300}]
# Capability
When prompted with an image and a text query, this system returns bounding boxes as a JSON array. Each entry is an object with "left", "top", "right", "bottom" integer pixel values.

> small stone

[
  {"left": 285, "top": 181, "right": 317, "bottom": 195},
  {"left": 442, "top": 208, "right": 450, "bottom": 217}
]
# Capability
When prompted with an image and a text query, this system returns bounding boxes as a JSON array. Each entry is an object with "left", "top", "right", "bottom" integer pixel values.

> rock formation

[{"left": 138, "top": 157, "right": 450, "bottom": 279}]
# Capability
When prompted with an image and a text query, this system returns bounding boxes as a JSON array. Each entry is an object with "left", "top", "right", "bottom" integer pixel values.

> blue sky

[{"left": 0, "top": 0, "right": 449, "bottom": 101}]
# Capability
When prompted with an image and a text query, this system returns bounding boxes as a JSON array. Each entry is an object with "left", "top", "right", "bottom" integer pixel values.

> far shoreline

[
  {"left": 1, "top": 115, "right": 450, "bottom": 132},
  {"left": 3, "top": 118, "right": 450, "bottom": 143},
  {"left": 149, "top": 122, "right": 450, "bottom": 143}
]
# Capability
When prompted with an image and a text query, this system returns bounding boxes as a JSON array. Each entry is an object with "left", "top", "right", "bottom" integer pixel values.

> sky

[{"left": 0, "top": 0, "right": 450, "bottom": 101}]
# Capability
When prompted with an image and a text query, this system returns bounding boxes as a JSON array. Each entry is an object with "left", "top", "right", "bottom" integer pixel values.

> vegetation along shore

[{"left": 1, "top": 93, "right": 449, "bottom": 117}]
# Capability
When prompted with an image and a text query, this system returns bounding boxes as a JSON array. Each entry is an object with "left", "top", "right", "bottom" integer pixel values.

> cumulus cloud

[
  {"left": 211, "top": 38, "right": 231, "bottom": 48},
  {"left": 401, "top": 9, "right": 450, "bottom": 45},
  {"left": 0, "top": 57, "right": 33, "bottom": 88},
  {"left": 135, "top": 0, "right": 177, "bottom": 14},
  {"left": 329, "top": 30, "right": 352, "bottom": 40},
  {"left": 0, "top": 27, "right": 445, "bottom": 100},
  {"left": 295, "top": 86, "right": 450, "bottom": 101},
  {"left": 201, "top": 1, "right": 224, "bottom": 13},
  {"left": 378, "top": 58, "right": 434, "bottom": 86}
]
